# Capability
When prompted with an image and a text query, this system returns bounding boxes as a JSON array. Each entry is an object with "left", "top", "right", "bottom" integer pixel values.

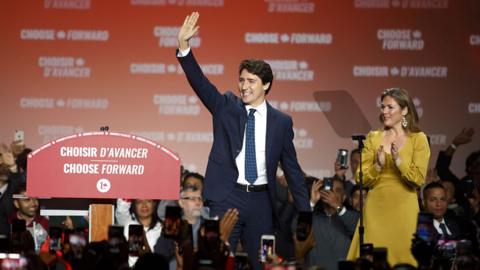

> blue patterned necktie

[{"left": 245, "top": 108, "right": 258, "bottom": 184}]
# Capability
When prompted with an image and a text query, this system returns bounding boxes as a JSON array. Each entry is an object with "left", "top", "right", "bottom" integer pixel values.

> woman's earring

[{"left": 402, "top": 116, "right": 408, "bottom": 128}]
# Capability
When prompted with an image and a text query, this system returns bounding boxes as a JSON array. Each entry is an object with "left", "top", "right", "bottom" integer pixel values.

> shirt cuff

[
  {"left": 177, "top": 47, "right": 191, "bottom": 57},
  {"left": 310, "top": 200, "right": 316, "bottom": 210},
  {"left": 337, "top": 206, "right": 347, "bottom": 216}
]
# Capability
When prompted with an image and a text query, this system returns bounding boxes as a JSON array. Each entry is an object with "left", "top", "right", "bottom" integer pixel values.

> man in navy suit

[{"left": 177, "top": 12, "right": 311, "bottom": 268}]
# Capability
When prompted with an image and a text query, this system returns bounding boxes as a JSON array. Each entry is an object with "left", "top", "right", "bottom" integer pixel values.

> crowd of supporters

[{"left": 0, "top": 127, "right": 479, "bottom": 270}]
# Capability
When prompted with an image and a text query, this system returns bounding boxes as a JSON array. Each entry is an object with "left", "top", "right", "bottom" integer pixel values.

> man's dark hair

[
  {"left": 466, "top": 150, "right": 480, "bottom": 174},
  {"left": 423, "top": 182, "right": 446, "bottom": 199},
  {"left": 350, "top": 184, "right": 369, "bottom": 198},
  {"left": 239, "top": 59, "right": 274, "bottom": 94},
  {"left": 351, "top": 148, "right": 361, "bottom": 158},
  {"left": 13, "top": 183, "right": 27, "bottom": 196},
  {"left": 181, "top": 172, "right": 204, "bottom": 189}
]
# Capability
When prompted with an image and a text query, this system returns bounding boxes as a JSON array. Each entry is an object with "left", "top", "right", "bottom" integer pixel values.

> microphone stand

[{"left": 352, "top": 135, "right": 366, "bottom": 250}]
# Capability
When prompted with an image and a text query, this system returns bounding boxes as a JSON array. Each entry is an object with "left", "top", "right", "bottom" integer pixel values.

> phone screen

[
  {"left": 296, "top": 211, "right": 312, "bottom": 241},
  {"left": 204, "top": 219, "right": 219, "bottom": 242},
  {"left": 322, "top": 177, "right": 333, "bottom": 191},
  {"left": 260, "top": 235, "right": 275, "bottom": 262},
  {"left": 108, "top": 225, "right": 124, "bottom": 240},
  {"left": 416, "top": 212, "right": 435, "bottom": 242},
  {"left": 49, "top": 227, "right": 63, "bottom": 253},
  {"left": 128, "top": 224, "right": 144, "bottom": 256},
  {"left": 337, "top": 149, "right": 349, "bottom": 169},
  {"left": 234, "top": 252, "right": 249, "bottom": 270},
  {"left": 163, "top": 206, "right": 181, "bottom": 239}
]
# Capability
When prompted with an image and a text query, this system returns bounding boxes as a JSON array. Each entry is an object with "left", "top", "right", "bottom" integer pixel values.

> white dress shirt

[
  {"left": 236, "top": 101, "right": 268, "bottom": 185},
  {"left": 433, "top": 218, "right": 452, "bottom": 236}
]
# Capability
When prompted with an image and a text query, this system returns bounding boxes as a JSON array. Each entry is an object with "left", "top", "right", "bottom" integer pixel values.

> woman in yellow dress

[{"left": 347, "top": 88, "right": 430, "bottom": 266}]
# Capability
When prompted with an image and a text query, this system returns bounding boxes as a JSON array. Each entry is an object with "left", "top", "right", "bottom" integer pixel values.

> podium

[
  {"left": 89, "top": 204, "right": 114, "bottom": 241},
  {"left": 27, "top": 132, "right": 181, "bottom": 242}
]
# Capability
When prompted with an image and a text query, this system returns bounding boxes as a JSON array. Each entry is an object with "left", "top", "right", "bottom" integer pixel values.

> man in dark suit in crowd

[
  {"left": 176, "top": 12, "right": 310, "bottom": 269},
  {"left": 423, "top": 182, "right": 462, "bottom": 241}
]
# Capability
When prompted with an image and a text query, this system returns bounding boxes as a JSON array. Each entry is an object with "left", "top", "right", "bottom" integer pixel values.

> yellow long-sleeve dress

[{"left": 347, "top": 130, "right": 430, "bottom": 266}]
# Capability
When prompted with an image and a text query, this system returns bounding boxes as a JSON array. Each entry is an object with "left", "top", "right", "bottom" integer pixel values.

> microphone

[{"left": 351, "top": 135, "right": 366, "bottom": 141}]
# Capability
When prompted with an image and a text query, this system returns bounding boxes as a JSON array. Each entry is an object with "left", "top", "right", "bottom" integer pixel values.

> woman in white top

[{"left": 116, "top": 199, "right": 162, "bottom": 267}]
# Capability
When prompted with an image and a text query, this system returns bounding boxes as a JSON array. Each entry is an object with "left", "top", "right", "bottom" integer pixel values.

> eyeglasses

[{"left": 181, "top": 196, "right": 203, "bottom": 202}]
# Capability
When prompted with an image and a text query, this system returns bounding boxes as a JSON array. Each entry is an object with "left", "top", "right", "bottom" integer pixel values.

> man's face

[
  {"left": 238, "top": 69, "right": 268, "bottom": 107},
  {"left": 14, "top": 192, "right": 39, "bottom": 218},
  {"left": 350, "top": 189, "right": 367, "bottom": 212},
  {"left": 332, "top": 180, "right": 345, "bottom": 199},
  {"left": 350, "top": 152, "right": 360, "bottom": 176},
  {"left": 180, "top": 189, "right": 203, "bottom": 219},
  {"left": 424, "top": 187, "right": 448, "bottom": 220},
  {"left": 183, "top": 176, "right": 203, "bottom": 191}
]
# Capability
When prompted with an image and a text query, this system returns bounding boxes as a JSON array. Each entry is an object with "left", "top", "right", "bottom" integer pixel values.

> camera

[
  {"left": 322, "top": 177, "right": 333, "bottom": 191},
  {"left": 337, "top": 149, "right": 349, "bottom": 169}
]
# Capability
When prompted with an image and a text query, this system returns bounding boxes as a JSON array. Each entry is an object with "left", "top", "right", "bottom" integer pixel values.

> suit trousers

[{"left": 209, "top": 186, "right": 274, "bottom": 270}]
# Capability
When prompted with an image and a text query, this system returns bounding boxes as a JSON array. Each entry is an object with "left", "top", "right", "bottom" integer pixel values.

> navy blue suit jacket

[{"left": 177, "top": 50, "right": 310, "bottom": 214}]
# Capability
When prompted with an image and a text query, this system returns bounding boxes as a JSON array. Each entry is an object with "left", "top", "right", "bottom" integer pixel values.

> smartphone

[
  {"left": 0, "top": 236, "right": 9, "bottom": 252},
  {"left": 234, "top": 252, "right": 249, "bottom": 270},
  {"left": 296, "top": 211, "right": 312, "bottom": 241},
  {"left": 107, "top": 225, "right": 125, "bottom": 255},
  {"left": 14, "top": 130, "right": 24, "bottom": 142},
  {"left": 337, "top": 149, "right": 349, "bottom": 169},
  {"left": 178, "top": 221, "right": 193, "bottom": 255},
  {"left": 204, "top": 219, "right": 220, "bottom": 242},
  {"left": 163, "top": 206, "right": 181, "bottom": 239},
  {"left": 128, "top": 224, "right": 144, "bottom": 256},
  {"left": 178, "top": 221, "right": 193, "bottom": 243},
  {"left": 49, "top": 226, "right": 63, "bottom": 253},
  {"left": 322, "top": 177, "right": 333, "bottom": 191},
  {"left": 108, "top": 225, "right": 124, "bottom": 240},
  {"left": 416, "top": 212, "right": 435, "bottom": 242},
  {"left": 260, "top": 234, "right": 275, "bottom": 262}
]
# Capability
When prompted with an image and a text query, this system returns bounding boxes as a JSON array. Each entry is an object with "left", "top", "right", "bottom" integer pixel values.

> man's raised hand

[{"left": 178, "top": 12, "right": 200, "bottom": 51}]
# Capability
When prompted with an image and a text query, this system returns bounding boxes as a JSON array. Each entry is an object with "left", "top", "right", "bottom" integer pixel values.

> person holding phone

[
  {"left": 0, "top": 143, "right": 25, "bottom": 239},
  {"left": 115, "top": 199, "right": 161, "bottom": 267},
  {"left": 294, "top": 178, "right": 359, "bottom": 269},
  {"left": 347, "top": 88, "right": 430, "bottom": 266},
  {"left": 176, "top": 12, "right": 310, "bottom": 269}
]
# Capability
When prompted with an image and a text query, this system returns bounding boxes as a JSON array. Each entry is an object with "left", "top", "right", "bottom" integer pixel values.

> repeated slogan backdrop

[{"left": 1, "top": 0, "right": 479, "bottom": 180}]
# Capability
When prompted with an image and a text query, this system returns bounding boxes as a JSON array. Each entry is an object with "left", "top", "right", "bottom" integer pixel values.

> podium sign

[{"left": 27, "top": 132, "right": 180, "bottom": 199}]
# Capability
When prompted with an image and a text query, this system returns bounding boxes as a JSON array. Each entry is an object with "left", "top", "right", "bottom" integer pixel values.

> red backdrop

[{"left": 1, "top": 0, "right": 479, "bottom": 180}]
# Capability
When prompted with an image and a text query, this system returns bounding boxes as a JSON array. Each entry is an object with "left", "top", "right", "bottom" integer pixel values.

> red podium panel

[{"left": 27, "top": 132, "right": 180, "bottom": 200}]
